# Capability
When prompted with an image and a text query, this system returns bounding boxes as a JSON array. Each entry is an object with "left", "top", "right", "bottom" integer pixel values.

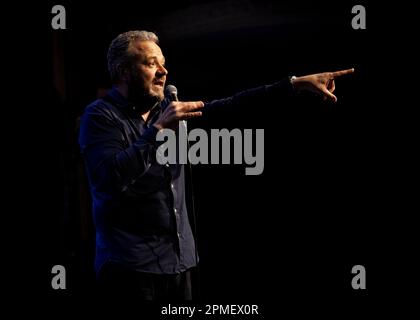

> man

[{"left": 79, "top": 30, "right": 353, "bottom": 300}]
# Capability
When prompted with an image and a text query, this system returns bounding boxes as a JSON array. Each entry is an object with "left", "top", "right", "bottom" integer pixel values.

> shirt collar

[{"left": 107, "top": 86, "right": 162, "bottom": 119}]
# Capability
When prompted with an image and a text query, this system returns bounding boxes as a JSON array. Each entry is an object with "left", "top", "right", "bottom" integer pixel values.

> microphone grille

[{"left": 165, "top": 85, "right": 177, "bottom": 97}]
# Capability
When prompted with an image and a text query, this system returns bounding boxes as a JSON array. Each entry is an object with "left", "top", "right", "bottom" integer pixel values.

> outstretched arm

[
  {"left": 291, "top": 68, "right": 355, "bottom": 103},
  {"left": 201, "top": 68, "right": 354, "bottom": 119}
]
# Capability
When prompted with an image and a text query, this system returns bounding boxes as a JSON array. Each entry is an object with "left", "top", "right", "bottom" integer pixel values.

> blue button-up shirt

[{"left": 79, "top": 79, "right": 294, "bottom": 274}]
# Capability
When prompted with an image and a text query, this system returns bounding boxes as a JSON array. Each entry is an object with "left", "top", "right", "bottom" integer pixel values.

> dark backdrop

[{"left": 27, "top": 0, "right": 406, "bottom": 314}]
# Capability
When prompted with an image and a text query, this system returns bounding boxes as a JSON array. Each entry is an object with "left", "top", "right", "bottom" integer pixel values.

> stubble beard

[{"left": 127, "top": 77, "right": 162, "bottom": 110}]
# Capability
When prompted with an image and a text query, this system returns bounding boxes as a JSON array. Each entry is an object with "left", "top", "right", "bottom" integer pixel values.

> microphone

[
  {"left": 165, "top": 84, "right": 178, "bottom": 102},
  {"left": 164, "top": 84, "right": 188, "bottom": 132}
]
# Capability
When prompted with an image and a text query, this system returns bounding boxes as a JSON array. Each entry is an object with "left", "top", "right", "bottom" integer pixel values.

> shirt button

[
  {"left": 174, "top": 208, "right": 177, "bottom": 213},
  {"left": 177, "top": 232, "right": 181, "bottom": 237},
  {"left": 171, "top": 183, "right": 174, "bottom": 189}
]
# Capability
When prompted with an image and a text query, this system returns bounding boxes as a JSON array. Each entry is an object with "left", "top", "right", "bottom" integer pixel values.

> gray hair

[{"left": 107, "top": 30, "right": 159, "bottom": 82}]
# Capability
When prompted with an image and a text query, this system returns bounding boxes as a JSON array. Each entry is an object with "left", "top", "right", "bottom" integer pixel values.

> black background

[{"left": 7, "top": 0, "right": 416, "bottom": 316}]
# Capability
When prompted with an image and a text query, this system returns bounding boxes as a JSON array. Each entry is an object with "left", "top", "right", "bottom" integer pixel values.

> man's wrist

[
  {"left": 290, "top": 75, "right": 307, "bottom": 93},
  {"left": 290, "top": 75, "right": 298, "bottom": 91}
]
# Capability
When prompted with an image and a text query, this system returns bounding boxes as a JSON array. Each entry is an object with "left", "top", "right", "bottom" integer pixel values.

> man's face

[{"left": 127, "top": 40, "right": 168, "bottom": 102}]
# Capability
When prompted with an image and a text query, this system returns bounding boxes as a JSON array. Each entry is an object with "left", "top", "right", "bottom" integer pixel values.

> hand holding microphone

[{"left": 154, "top": 85, "right": 204, "bottom": 130}]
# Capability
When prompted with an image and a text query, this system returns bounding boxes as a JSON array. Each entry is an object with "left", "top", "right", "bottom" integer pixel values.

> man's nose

[{"left": 157, "top": 64, "right": 168, "bottom": 77}]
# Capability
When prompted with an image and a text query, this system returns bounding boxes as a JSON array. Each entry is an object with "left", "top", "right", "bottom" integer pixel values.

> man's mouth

[{"left": 153, "top": 80, "right": 165, "bottom": 87}]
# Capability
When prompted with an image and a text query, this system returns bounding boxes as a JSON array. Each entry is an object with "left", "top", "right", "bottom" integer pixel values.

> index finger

[
  {"left": 183, "top": 101, "right": 204, "bottom": 112},
  {"left": 331, "top": 68, "right": 355, "bottom": 78}
]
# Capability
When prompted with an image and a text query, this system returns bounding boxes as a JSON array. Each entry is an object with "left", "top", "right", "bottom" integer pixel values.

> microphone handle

[{"left": 171, "top": 94, "right": 188, "bottom": 130}]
